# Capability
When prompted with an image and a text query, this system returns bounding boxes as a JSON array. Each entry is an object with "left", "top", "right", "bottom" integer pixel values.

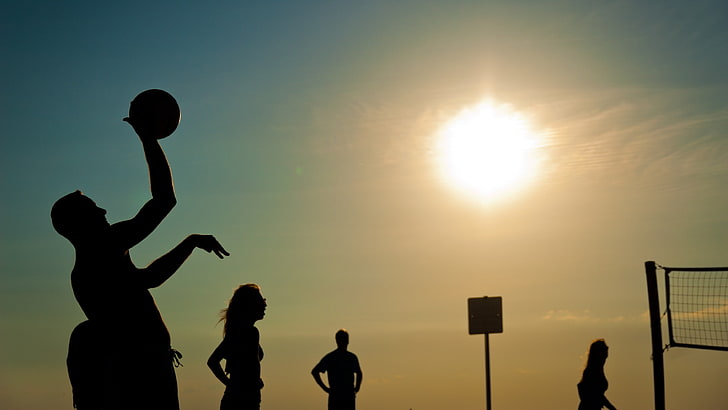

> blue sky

[{"left": 2, "top": 1, "right": 728, "bottom": 409}]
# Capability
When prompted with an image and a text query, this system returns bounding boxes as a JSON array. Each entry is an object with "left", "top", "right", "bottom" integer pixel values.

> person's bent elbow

[
  {"left": 150, "top": 195, "right": 177, "bottom": 215},
  {"left": 160, "top": 196, "right": 177, "bottom": 212}
]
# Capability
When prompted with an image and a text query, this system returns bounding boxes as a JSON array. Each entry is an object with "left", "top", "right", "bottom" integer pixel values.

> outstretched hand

[{"left": 192, "top": 234, "right": 229, "bottom": 259}]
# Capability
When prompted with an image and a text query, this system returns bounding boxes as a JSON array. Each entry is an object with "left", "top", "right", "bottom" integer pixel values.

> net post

[{"left": 645, "top": 261, "right": 665, "bottom": 410}]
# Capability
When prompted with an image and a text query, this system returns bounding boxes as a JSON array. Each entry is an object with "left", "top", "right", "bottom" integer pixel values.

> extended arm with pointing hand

[{"left": 142, "top": 234, "right": 229, "bottom": 288}]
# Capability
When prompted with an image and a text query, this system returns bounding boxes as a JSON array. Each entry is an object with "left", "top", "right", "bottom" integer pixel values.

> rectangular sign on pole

[
  {"left": 468, "top": 296, "right": 503, "bottom": 410},
  {"left": 468, "top": 296, "right": 503, "bottom": 335}
]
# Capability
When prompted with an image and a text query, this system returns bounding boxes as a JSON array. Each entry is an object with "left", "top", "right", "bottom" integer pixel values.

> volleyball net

[
  {"left": 662, "top": 265, "right": 728, "bottom": 351},
  {"left": 644, "top": 261, "right": 728, "bottom": 410}
]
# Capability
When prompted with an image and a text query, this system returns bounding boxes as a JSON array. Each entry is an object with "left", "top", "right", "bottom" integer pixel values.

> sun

[{"left": 436, "top": 100, "right": 542, "bottom": 203}]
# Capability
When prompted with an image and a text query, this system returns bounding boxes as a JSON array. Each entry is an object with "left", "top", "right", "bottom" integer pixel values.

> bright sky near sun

[
  {"left": 2, "top": 1, "right": 728, "bottom": 409},
  {"left": 436, "top": 100, "right": 543, "bottom": 203}
]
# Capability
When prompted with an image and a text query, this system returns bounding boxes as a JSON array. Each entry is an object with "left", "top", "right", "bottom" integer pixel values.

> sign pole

[
  {"left": 485, "top": 333, "right": 491, "bottom": 410},
  {"left": 468, "top": 296, "right": 501, "bottom": 410}
]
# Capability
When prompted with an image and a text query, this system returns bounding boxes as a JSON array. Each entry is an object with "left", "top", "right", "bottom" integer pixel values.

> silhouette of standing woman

[
  {"left": 577, "top": 339, "right": 617, "bottom": 410},
  {"left": 52, "top": 92, "right": 229, "bottom": 410},
  {"left": 208, "top": 284, "right": 267, "bottom": 410}
]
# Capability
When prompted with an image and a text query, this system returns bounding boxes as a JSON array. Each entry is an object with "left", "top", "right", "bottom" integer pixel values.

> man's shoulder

[
  {"left": 319, "top": 349, "right": 346, "bottom": 362},
  {"left": 330, "top": 349, "right": 359, "bottom": 362}
]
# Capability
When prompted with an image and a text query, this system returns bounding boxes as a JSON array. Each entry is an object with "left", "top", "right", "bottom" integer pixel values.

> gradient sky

[{"left": 2, "top": 1, "right": 728, "bottom": 409}]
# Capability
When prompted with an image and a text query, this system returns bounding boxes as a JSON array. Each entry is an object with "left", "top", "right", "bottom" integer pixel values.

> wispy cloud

[
  {"left": 529, "top": 87, "right": 728, "bottom": 192},
  {"left": 302, "top": 83, "right": 728, "bottom": 185},
  {"left": 542, "top": 309, "right": 646, "bottom": 324},
  {"left": 671, "top": 300, "right": 728, "bottom": 321}
]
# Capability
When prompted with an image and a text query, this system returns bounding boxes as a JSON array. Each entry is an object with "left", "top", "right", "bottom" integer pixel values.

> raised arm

[
  {"left": 141, "top": 137, "right": 176, "bottom": 203},
  {"left": 112, "top": 121, "right": 177, "bottom": 249},
  {"left": 141, "top": 234, "right": 228, "bottom": 288}
]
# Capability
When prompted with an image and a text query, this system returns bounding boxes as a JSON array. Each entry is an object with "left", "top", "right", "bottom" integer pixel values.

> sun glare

[{"left": 437, "top": 100, "right": 542, "bottom": 203}]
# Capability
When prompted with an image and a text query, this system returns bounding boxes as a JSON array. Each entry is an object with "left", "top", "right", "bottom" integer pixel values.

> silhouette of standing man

[
  {"left": 311, "top": 329, "right": 363, "bottom": 410},
  {"left": 52, "top": 90, "right": 229, "bottom": 410}
]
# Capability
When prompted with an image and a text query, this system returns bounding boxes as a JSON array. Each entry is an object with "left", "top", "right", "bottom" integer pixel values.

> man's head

[
  {"left": 335, "top": 329, "right": 349, "bottom": 350},
  {"left": 51, "top": 191, "right": 109, "bottom": 244}
]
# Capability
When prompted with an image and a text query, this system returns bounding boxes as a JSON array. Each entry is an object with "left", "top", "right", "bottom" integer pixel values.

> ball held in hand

[{"left": 125, "top": 89, "right": 181, "bottom": 139}]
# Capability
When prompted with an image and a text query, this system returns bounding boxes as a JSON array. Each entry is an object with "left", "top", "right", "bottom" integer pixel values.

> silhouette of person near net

[
  {"left": 52, "top": 90, "right": 229, "bottom": 409},
  {"left": 208, "top": 284, "right": 267, "bottom": 410},
  {"left": 311, "top": 329, "right": 363, "bottom": 410},
  {"left": 577, "top": 339, "right": 617, "bottom": 410}
]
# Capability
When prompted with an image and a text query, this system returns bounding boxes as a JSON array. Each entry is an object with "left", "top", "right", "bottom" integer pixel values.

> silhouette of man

[
  {"left": 52, "top": 96, "right": 228, "bottom": 410},
  {"left": 311, "top": 329, "right": 363, "bottom": 410}
]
